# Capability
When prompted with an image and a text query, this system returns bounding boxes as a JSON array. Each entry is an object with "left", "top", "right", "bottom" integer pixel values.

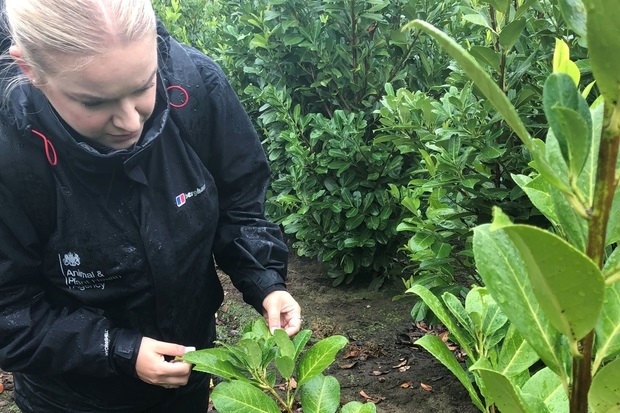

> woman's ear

[{"left": 9, "top": 45, "right": 37, "bottom": 83}]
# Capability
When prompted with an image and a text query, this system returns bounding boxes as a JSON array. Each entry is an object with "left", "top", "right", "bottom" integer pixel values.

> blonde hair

[{"left": 1, "top": 0, "right": 156, "bottom": 93}]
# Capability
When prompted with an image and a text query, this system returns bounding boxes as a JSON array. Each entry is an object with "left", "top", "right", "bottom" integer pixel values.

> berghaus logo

[{"left": 175, "top": 184, "right": 206, "bottom": 207}]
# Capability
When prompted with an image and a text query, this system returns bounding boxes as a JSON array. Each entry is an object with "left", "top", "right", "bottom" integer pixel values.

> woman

[{"left": 0, "top": 0, "right": 301, "bottom": 411}]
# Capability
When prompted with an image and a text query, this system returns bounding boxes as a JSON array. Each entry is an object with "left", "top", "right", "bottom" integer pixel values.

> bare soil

[{"left": 0, "top": 254, "right": 480, "bottom": 413}]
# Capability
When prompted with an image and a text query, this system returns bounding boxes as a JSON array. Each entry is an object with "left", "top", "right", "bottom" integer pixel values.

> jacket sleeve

[
  {"left": 0, "top": 171, "right": 142, "bottom": 377},
  {"left": 185, "top": 47, "right": 289, "bottom": 312}
]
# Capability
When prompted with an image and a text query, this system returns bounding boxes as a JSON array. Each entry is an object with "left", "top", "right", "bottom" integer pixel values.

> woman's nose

[{"left": 112, "top": 100, "right": 141, "bottom": 132}]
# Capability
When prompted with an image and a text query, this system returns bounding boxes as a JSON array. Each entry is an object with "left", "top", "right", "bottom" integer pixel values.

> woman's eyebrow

[{"left": 68, "top": 69, "right": 158, "bottom": 101}]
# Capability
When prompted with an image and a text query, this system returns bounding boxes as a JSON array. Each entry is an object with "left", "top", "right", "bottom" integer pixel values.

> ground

[{"left": 0, "top": 255, "right": 480, "bottom": 413}]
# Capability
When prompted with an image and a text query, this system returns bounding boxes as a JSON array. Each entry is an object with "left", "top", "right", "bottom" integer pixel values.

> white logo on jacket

[
  {"left": 175, "top": 183, "right": 206, "bottom": 207},
  {"left": 57, "top": 253, "right": 121, "bottom": 291},
  {"left": 62, "top": 252, "right": 81, "bottom": 266}
]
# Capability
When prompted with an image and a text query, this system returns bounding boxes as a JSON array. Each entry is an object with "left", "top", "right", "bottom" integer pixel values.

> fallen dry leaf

[
  {"left": 359, "top": 390, "right": 385, "bottom": 404},
  {"left": 400, "top": 381, "right": 413, "bottom": 388},
  {"left": 339, "top": 361, "right": 357, "bottom": 369},
  {"left": 343, "top": 350, "right": 360, "bottom": 359},
  {"left": 288, "top": 377, "right": 297, "bottom": 390},
  {"left": 0, "top": 382, "right": 4, "bottom": 394},
  {"left": 392, "top": 359, "right": 408, "bottom": 369},
  {"left": 398, "top": 365, "right": 411, "bottom": 372},
  {"left": 369, "top": 370, "right": 388, "bottom": 376},
  {"left": 420, "top": 383, "right": 433, "bottom": 391}
]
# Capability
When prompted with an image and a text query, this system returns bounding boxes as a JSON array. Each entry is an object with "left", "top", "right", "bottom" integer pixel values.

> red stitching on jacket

[
  {"left": 167, "top": 85, "right": 189, "bottom": 108},
  {"left": 31, "top": 129, "right": 58, "bottom": 166}
]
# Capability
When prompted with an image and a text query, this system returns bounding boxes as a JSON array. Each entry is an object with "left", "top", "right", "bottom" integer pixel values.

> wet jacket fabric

[{"left": 0, "top": 24, "right": 288, "bottom": 411}]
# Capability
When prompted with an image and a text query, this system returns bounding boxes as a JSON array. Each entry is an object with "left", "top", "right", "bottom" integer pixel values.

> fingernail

[{"left": 185, "top": 346, "right": 196, "bottom": 353}]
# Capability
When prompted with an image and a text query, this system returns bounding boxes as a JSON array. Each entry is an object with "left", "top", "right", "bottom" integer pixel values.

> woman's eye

[
  {"left": 136, "top": 83, "right": 155, "bottom": 94},
  {"left": 82, "top": 100, "right": 105, "bottom": 108}
]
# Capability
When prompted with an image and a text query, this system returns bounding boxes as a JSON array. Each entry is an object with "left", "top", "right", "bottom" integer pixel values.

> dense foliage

[{"left": 153, "top": 1, "right": 587, "bottom": 294}]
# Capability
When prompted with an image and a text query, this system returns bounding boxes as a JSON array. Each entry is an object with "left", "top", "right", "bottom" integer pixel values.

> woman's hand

[
  {"left": 135, "top": 337, "right": 195, "bottom": 389},
  {"left": 262, "top": 290, "right": 302, "bottom": 336}
]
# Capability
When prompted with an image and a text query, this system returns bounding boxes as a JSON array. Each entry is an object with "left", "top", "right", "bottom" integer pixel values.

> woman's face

[{"left": 34, "top": 36, "right": 158, "bottom": 150}]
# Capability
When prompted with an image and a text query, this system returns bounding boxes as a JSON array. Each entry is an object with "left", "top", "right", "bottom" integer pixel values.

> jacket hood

[{"left": 7, "top": 21, "right": 176, "bottom": 168}]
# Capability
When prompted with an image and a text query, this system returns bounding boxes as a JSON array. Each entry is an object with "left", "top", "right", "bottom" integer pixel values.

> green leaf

[
  {"left": 340, "top": 401, "right": 377, "bottom": 413},
  {"left": 549, "top": 106, "right": 590, "bottom": 177},
  {"left": 182, "top": 350, "right": 250, "bottom": 382},
  {"left": 273, "top": 329, "right": 295, "bottom": 359},
  {"left": 211, "top": 381, "right": 281, "bottom": 413},
  {"left": 512, "top": 174, "right": 559, "bottom": 225},
  {"left": 474, "top": 368, "right": 550, "bottom": 413},
  {"left": 300, "top": 375, "right": 341, "bottom": 413},
  {"left": 474, "top": 287, "right": 508, "bottom": 341},
  {"left": 407, "top": 285, "right": 474, "bottom": 357},
  {"left": 553, "top": 39, "right": 581, "bottom": 85},
  {"left": 469, "top": 46, "right": 501, "bottom": 71},
  {"left": 498, "top": 324, "right": 540, "bottom": 377},
  {"left": 442, "top": 292, "right": 476, "bottom": 338},
  {"left": 297, "top": 335, "right": 348, "bottom": 386},
  {"left": 473, "top": 221, "right": 566, "bottom": 375},
  {"left": 499, "top": 18, "right": 526, "bottom": 51},
  {"left": 557, "top": 0, "right": 587, "bottom": 38},
  {"left": 239, "top": 339, "right": 264, "bottom": 370},
  {"left": 585, "top": 0, "right": 620, "bottom": 105},
  {"left": 543, "top": 73, "right": 592, "bottom": 177},
  {"left": 501, "top": 223, "right": 605, "bottom": 349},
  {"left": 521, "top": 368, "right": 568, "bottom": 413},
  {"left": 275, "top": 355, "right": 295, "bottom": 381},
  {"left": 414, "top": 335, "right": 485, "bottom": 411},
  {"left": 481, "top": 0, "right": 510, "bottom": 12},
  {"left": 589, "top": 357, "right": 620, "bottom": 413},
  {"left": 593, "top": 279, "right": 620, "bottom": 373},
  {"left": 408, "top": 232, "right": 435, "bottom": 251},
  {"left": 345, "top": 214, "right": 365, "bottom": 231},
  {"left": 462, "top": 14, "right": 492, "bottom": 31}
]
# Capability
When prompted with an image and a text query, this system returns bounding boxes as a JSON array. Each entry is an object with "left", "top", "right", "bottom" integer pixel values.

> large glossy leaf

[
  {"left": 182, "top": 350, "right": 251, "bottom": 383},
  {"left": 474, "top": 368, "right": 550, "bottom": 413},
  {"left": 473, "top": 222, "right": 566, "bottom": 375},
  {"left": 300, "top": 375, "right": 341, "bottom": 413},
  {"left": 557, "top": 0, "right": 586, "bottom": 39},
  {"left": 585, "top": 0, "right": 620, "bottom": 105},
  {"left": 594, "top": 258, "right": 620, "bottom": 373},
  {"left": 297, "top": 335, "right": 348, "bottom": 386},
  {"left": 500, "top": 221, "right": 605, "bottom": 350},
  {"left": 521, "top": 368, "right": 568, "bottom": 413},
  {"left": 211, "top": 381, "right": 281, "bottom": 413},
  {"left": 589, "top": 357, "right": 620, "bottom": 413},
  {"left": 498, "top": 324, "right": 539, "bottom": 377},
  {"left": 415, "top": 334, "right": 485, "bottom": 411},
  {"left": 407, "top": 285, "right": 474, "bottom": 357}
]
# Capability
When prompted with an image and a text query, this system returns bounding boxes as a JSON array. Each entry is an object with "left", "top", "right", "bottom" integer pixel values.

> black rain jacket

[{"left": 0, "top": 24, "right": 288, "bottom": 411}]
